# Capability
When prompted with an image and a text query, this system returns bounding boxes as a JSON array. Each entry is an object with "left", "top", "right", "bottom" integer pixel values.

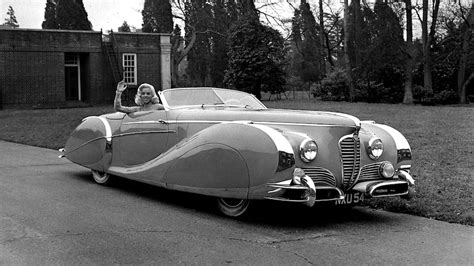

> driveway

[{"left": 0, "top": 140, "right": 472, "bottom": 264}]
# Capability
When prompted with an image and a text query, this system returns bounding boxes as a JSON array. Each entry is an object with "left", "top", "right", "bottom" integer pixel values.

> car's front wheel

[
  {"left": 91, "top": 170, "right": 112, "bottom": 185},
  {"left": 216, "top": 198, "right": 250, "bottom": 217}
]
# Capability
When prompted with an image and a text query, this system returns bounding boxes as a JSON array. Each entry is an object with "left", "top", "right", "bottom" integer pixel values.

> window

[{"left": 122, "top": 53, "right": 137, "bottom": 85}]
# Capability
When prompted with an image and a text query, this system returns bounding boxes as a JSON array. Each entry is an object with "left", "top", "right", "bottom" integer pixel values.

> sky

[
  {"left": 1, "top": 0, "right": 144, "bottom": 31},
  {"left": 0, "top": 0, "right": 296, "bottom": 33}
]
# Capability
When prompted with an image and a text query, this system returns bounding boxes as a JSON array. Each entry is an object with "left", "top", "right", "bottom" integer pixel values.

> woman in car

[{"left": 114, "top": 80, "right": 164, "bottom": 113}]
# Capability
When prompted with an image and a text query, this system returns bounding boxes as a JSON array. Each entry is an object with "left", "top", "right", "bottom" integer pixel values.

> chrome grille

[
  {"left": 358, "top": 162, "right": 383, "bottom": 181},
  {"left": 301, "top": 167, "right": 336, "bottom": 187},
  {"left": 339, "top": 135, "right": 361, "bottom": 190}
]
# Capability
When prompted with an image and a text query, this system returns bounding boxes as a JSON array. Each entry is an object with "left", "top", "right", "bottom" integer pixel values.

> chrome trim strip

[
  {"left": 113, "top": 130, "right": 177, "bottom": 137},
  {"left": 59, "top": 131, "right": 174, "bottom": 158},
  {"left": 136, "top": 119, "right": 358, "bottom": 128},
  {"left": 123, "top": 120, "right": 167, "bottom": 125}
]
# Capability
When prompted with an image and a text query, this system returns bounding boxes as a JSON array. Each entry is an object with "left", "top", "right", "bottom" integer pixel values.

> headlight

[
  {"left": 367, "top": 137, "right": 383, "bottom": 160},
  {"left": 379, "top": 162, "right": 395, "bottom": 178},
  {"left": 299, "top": 139, "right": 318, "bottom": 162}
]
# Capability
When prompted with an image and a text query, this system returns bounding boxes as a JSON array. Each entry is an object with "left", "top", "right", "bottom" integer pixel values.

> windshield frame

[{"left": 158, "top": 87, "right": 267, "bottom": 110}]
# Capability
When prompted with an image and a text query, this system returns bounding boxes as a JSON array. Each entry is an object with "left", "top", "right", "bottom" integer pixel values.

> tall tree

[
  {"left": 403, "top": 0, "right": 415, "bottom": 104},
  {"left": 118, "top": 21, "right": 131, "bottom": 32},
  {"left": 171, "top": 24, "right": 184, "bottom": 87},
  {"left": 292, "top": 0, "right": 322, "bottom": 84},
  {"left": 55, "top": 0, "right": 92, "bottom": 30},
  {"left": 209, "top": 0, "right": 230, "bottom": 87},
  {"left": 42, "top": 0, "right": 58, "bottom": 29},
  {"left": 318, "top": 0, "right": 326, "bottom": 75},
  {"left": 184, "top": 0, "right": 213, "bottom": 86},
  {"left": 456, "top": 3, "right": 474, "bottom": 104},
  {"left": 343, "top": 0, "right": 356, "bottom": 101},
  {"left": 4, "top": 5, "right": 19, "bottom": 28},
  {"left": 142, "top": 0, "right": 173, "bottom": 33},
  {"left": 224, "top": 14, "right": 286, "bottom": 99},
  {"left": 420, "top": 0, "right": 441, "bottom": 93}
]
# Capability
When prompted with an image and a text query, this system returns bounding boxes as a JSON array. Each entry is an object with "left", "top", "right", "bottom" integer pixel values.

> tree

[
  {"left": 118, "top": 21, "right": 131, "bottom": 32},
  {"left": 184, "top": 0, "right": 213, "bottom": 86},
  {"left": 209, "top": 0, "right": 231, "bottom": 87},
  {"left": 343, "top": 0, "right": 356, "bottom": 101},
  {"left": 403, "top": 0, "right": 415, "bottom": 104},
  {"left": 291, "top": 0, "right": 323, "bottom": 84},
  {"left": 224, "top": 14, "right": 286, "bottom": 99},
  {"left": 456, "top": 3, "right": 474, "bottom": 104},
  {"left": 420, "top": 0, "right": 441, "bottom": 93},
  {"left": 55, "top": 0, "right": 92, "bottom": 30},
  {"left": 142, "top": 0, "right": 173, "bottom": 33},
  {"left": 4, "top": 5, "right": 19, "bottom": 28},
  {"left": 42, "top": 0, "right": 58, "bottom": 29}
]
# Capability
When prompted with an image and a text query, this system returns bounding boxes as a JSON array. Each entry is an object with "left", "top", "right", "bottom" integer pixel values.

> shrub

[
  {"left": 413, "top": 86, "right": 459, "bottom": 105},
  {"left": 318, "top": 68, "right": 349, "bottom": 101},
  {"left": 355, "top": 80, "right": 404, "bottom": 103}
]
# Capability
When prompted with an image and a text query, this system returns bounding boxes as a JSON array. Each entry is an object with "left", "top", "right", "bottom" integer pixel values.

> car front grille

[
  {"left": 339, "top": 134, "right": 361, "bottom": 190},
  {"left": 358, "top": 162, "right": 383, "bottom": 181},
  {"left": 301, "top": 167, "right": 336, "bottom": 187}
]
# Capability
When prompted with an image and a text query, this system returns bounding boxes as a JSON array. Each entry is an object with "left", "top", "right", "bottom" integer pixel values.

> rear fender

[{"left": 63, "top": 116, "right": 113, "bottom": 171}]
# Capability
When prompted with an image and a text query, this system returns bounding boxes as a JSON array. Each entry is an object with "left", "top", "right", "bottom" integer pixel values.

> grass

[{"left": 0, "top": 100, "right": 472, "bottom": 225}]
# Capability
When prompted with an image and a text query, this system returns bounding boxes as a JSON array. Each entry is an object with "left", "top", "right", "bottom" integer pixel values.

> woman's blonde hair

[{"left": 135, "top": 83, "right": 160, "bottom": 106}]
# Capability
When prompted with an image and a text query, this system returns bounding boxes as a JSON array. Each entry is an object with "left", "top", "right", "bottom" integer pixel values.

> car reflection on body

[{"left": 60, "top": 87, "right": 415, "bottom": 217}]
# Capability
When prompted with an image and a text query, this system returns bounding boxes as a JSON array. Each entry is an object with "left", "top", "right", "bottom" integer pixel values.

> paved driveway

[{"left": 0, "top": 141, "right": 472, "bottom": 264}]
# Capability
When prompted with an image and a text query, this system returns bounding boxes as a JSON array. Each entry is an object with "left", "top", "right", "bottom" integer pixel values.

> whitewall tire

[
  {"left": 216, "top": 198, "right": 250, "bottom": 217},
  {"left": 91, "top": 170, "right": 112, "bottom": 185}
]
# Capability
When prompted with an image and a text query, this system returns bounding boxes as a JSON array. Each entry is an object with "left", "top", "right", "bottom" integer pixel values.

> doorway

[{"left": 64, "top": 53, "right": 82, "bottom": 101}]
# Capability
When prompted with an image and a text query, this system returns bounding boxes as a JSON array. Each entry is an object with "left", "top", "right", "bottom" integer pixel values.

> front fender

[{"left": 163, "top": 122, "right": 293, "bottom": 198}]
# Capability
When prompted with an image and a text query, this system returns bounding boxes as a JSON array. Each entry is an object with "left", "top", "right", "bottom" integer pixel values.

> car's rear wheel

[
  {"left": 216, "top": 198, "right": 250, "bottom": 217},
  {"left": 91, "top": 170, "right": 112, "bottom": 185}
]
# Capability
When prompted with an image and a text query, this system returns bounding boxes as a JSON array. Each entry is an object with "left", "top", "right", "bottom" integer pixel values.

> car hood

[{"left": 172, "top": 108, "right": 361, "bottom": 128}]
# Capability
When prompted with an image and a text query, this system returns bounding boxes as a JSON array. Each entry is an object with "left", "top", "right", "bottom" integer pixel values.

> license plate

[{"left": 335, "top": 192, "right": 364, "bottom": 205}]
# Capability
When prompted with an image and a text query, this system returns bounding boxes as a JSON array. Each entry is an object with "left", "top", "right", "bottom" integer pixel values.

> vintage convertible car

[{"left": 60, "top": 87, "right": 414, "bottom": 217}]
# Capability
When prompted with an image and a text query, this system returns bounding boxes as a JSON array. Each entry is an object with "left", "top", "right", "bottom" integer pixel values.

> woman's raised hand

[{"left": 116, "top": 80, "right": 127, "bottom": 93}]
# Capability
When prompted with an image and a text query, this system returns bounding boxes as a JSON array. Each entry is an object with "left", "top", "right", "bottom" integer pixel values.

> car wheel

[
  {"left": 91, "top": 170, "right": 112, "bottom": 185},
  {"left": 216, "top": 198, "right": 250, "bottom": 217}
]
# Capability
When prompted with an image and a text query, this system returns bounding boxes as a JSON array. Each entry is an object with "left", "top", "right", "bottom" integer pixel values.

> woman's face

[{"left": 140, "top": 87, "right": 153, "bottom": 104}]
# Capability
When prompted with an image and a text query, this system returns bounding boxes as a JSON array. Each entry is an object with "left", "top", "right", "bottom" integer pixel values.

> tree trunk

[
  {"left": 319, "top": 0, "right": 326, "bottom": 76},
  {"left": 403, "top": 0, "right": 414, "bottom": 104},
  {"left": 421, "top": 0, "right": 440, "bottom": 94},
  {"left": 171, "top": 27, "right": 198, "bottom": 87},
  {"left": 353, "top": 0, "right": 361, "bottom": 70},
  {"left": 344, "top": 0, "right": 356, "bottom": 101},
  {"left": 457, "top": 4, "right": 474, "bottom": 104}
]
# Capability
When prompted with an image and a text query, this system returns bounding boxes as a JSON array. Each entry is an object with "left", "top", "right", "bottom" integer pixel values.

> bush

[
  {"left": 317, "top": 68, "right": 349, "bottom": 101},
  {"left": 413, "top": 86, "right": 459, "bottom": 105},
  {"left": 354, "top": 80, "right": 404, "bottom": 103}
]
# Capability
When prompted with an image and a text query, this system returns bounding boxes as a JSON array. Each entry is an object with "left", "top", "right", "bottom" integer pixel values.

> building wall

[
  {"left": 114, "top": 32, "right": 163, "bottom": 91},
  {"left": 0, "top": 28, "right": 170, "bottom": 109}
]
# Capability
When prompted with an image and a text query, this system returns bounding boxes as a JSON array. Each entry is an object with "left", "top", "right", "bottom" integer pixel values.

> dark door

[
  {"left": 65, "top": 66, "right": 79, "bottom": 100},
  {"left": 64, "top": 53, "right": 81, "bottom": 101}
]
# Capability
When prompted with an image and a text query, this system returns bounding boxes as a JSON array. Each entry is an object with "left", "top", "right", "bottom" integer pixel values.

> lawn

[{"left": 0, "top": 100, "right": 472, "bottom": 225}]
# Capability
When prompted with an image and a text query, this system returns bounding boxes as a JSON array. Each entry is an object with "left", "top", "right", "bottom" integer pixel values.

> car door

[{"left": 117, "top": 110, "right": 172, "bottom": 166}]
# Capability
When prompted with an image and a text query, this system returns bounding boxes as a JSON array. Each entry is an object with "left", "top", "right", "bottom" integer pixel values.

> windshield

[{"left": 161, "top": 88, "right": 267, "bottom": 109}]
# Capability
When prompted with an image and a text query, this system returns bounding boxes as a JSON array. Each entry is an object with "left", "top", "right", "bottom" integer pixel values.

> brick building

[{"left": 0, "top": 28, "right": 171, "bottom": 108}]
